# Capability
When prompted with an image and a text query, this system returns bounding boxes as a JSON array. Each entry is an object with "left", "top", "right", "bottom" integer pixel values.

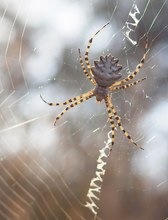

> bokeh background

[{"left": 0, "top": 0, "right": 168, "bottom": 220}]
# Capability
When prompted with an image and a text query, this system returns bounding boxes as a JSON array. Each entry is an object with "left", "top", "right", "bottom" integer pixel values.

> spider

[{"left": 40, "top": 22, "right": 148, "bottom": 150}]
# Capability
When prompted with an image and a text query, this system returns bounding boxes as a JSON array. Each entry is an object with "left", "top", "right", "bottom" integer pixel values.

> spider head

[{"left": 92, "top": 54, "right": 122, "bottom": 87}]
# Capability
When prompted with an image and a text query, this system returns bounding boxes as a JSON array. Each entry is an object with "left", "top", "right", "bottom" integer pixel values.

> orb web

[{"left": 0, "top": 1, "right": 168, "bottom": 220}]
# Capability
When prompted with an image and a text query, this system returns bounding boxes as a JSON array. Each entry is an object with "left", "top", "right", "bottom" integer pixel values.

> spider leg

[
  {"left": 78, "top": 49, "right": 96, "bottom": 85},
  {"left": 110, "top": 77, "right": 146, "bottom": 91},
  {"left": 106, "top": 95, "right": 144, "bottom": 150},
  {"left": 85, "top": 22, "right": 110, "bottom": 78},
  {"left": 105, "top": 98, "right": 115, "bottom": 149},
  {"left": 53, "top": 91, "right": 94, "bottom": 125},
  {"left": 40, "top": 90, "right": 94, "bottom": 106},
  {"left": 111, "top": 36, "right": 148, "bottom": 87}
]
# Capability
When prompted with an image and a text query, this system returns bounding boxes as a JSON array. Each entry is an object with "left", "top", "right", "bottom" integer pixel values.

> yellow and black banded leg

[
  {"left": 78, "top": 49, "right": 96, "bottom": 85},
  {"left": 85, "top": 22, "right": 110, "bottom": 77},
  {"left": 111, "top": 36, "right": 148, "bottom": 87},
  {"left": 105, "top": 97, "right": 115, "bottom": 149},
  {"left": 53, "top": 93, "right": 94, "bottom": 125},
  {"left": 106, "top": 95, "right": 144, "bottom": 150},
  {"left": 40, "top": 90, "right": 94, "bottom": 106},
  {"left": 110, "top": 77, "right": 146, "bottom": 91}
]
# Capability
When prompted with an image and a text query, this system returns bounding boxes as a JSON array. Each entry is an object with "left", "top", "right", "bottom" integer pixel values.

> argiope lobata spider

[{"left": 40, "top": 22, "right": 148, "bottom": 150}]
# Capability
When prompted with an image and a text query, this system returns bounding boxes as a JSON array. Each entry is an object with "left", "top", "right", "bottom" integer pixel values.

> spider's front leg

[
  {"left": 105, "top": 95, "right": 144, "bottom": 150},
  {"left": 105, "top": 98, "right": 115, "bottom": 150}
]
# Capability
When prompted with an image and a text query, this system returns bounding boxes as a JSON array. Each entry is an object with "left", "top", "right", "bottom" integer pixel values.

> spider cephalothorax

[
  {"left": 92, "top": 54, "right": 122, "bottom": 88},
  {"left": 41, "top": 22, "right": 148, "bottom": 150}
]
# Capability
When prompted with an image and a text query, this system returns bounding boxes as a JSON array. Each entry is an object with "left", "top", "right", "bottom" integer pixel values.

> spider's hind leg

[
  {"left": 78, "top": 49, "right": 96, "bottom": 86},
  {"left": 85, "top": 22, "right": 110, "bottom": 79},
  {"left": 111, "top": 36, "right": 148, "bottom": 87}
]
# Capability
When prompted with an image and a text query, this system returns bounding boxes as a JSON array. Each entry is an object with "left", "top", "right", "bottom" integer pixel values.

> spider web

[{"left": 0, "top": 0, "right": 168, "bottom": 220}]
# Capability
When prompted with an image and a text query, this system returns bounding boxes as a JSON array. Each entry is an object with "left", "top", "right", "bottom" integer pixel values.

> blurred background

[{"left": 0, "top": 0, "right": 168, "bottom": 219}]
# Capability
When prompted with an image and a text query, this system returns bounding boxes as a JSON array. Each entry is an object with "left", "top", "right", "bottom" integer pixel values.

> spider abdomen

[{"left": 92, "top": 54, "right": 122, "bottom": 87}]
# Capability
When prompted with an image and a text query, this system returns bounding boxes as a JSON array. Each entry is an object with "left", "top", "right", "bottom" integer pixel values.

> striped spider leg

[
  {"left": 105, "top": 95, "right": 144, "bottom": 150},
  {"left": 111, "top": 36, "right": 148, "bottom": 88},
  {"left": 110, "top": 77, "right": 147, "bottom": 91},
  {"left": 40, "top": 90, "right": 94, "bottom": 125},
  {"left": 41, "top": 22, "right": 148, "bottom": 150},
  {"left": 105, "top": 97, "right": 115, "bottom": 150},
  {"left": 78, "top": 48, "right": 96, "bottom": 86},
  {"left": 78, "top": 22, "right": 110, "bottom": 86}
]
